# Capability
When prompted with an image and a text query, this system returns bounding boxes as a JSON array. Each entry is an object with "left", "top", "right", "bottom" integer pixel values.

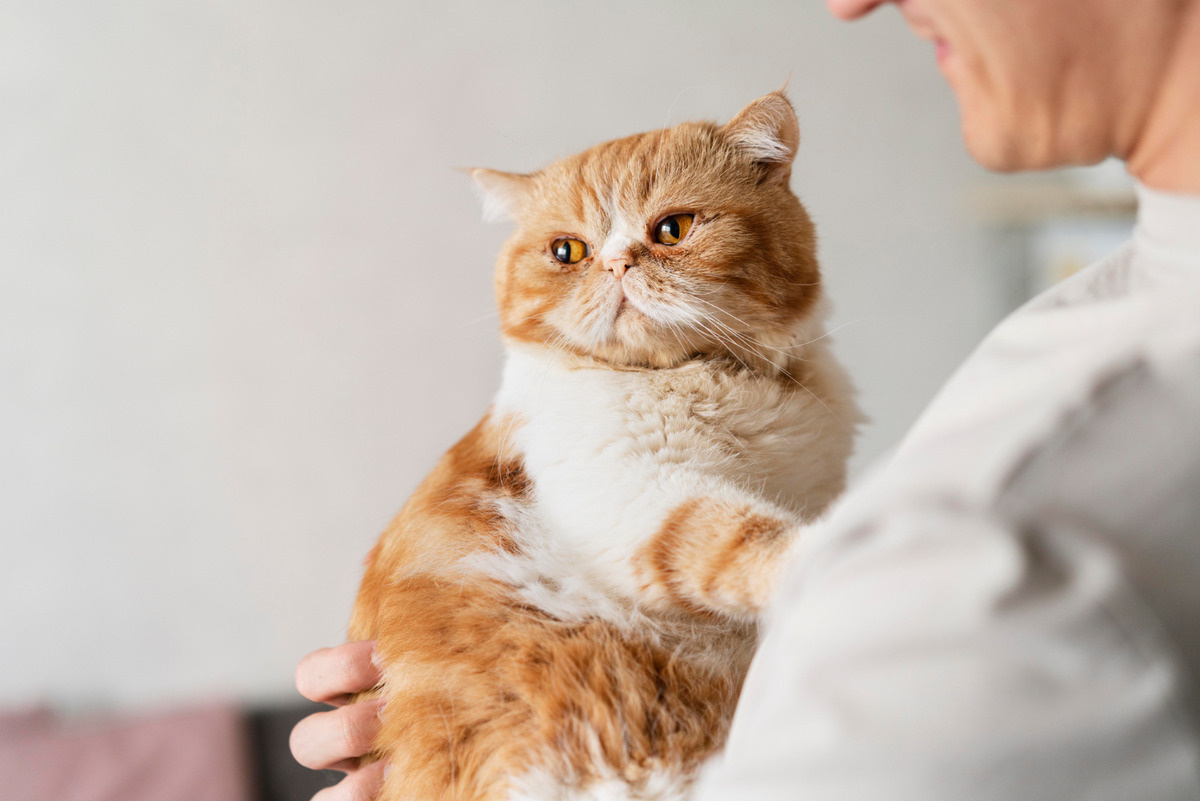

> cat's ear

[
  {"left": 721, "top": 91, "right": 800, "bottom": 184},
  {"left": 468, "top": 168, "right": 535, "bottom": 222}
]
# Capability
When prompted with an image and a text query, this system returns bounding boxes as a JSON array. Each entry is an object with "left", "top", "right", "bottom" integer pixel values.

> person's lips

[{"left": 935, "top": 38, "right": 951, "bottom": 64}]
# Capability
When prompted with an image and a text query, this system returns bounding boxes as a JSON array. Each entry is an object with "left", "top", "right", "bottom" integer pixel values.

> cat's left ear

[
  {"left": 469, "top": 168, "right": 536, "bottom": 222},
  {"left": 721, "top": 91, "right": 800, "bottom": 185}
]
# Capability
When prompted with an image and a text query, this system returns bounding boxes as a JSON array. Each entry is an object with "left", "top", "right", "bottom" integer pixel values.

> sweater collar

[{"left": 1135, "top": 182, "right": 1200, "bottom": 264}]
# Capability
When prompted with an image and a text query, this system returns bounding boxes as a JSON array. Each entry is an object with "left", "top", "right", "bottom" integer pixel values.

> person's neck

[{"left": 1127, "top": 0, "right": 1200, "bottom": 194}]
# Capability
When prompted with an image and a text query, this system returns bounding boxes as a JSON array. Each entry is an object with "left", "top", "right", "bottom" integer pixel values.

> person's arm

[
  {"left": 697, "top": 502, "right": 1200, "bottom": 800},
  {"left": 697, "top": 356, "right": 1200, "bottom": 800},
  {"left": 290, "top": 640, "right": 386, "bottom": 801}
]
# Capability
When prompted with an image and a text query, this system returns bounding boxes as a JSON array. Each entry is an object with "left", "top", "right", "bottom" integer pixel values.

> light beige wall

[{"left": 0, "top": 0, "right": 1003, "bottom": 708}]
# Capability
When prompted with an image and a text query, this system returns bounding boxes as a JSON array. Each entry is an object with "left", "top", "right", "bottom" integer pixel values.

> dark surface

[{"left": 245, "top": 702, "right": 344, "bottom": 801}]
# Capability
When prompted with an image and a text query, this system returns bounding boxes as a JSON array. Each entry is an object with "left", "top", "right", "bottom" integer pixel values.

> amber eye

[
  {"left": 551, "top": 237, "right": 588, "bottom": 265},
  {"left": 654, "top": 213, "right": 695, "bottom": 246}
]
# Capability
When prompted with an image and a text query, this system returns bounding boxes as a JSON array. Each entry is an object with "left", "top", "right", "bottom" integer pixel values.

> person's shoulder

[
  {"left": 998, "top": 321, "right": 1200, "bottom": 518},
  {"left": 1018, "top": 241, "right": 1137, "bottom": 315}
]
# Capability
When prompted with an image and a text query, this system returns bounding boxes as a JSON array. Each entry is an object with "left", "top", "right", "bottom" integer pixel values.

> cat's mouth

[
  {"left": 611, "top": 282, "right": 635, "bottom": 320},
  {"left": 612, "top": 288, "right": 652, "bottom": 328}
]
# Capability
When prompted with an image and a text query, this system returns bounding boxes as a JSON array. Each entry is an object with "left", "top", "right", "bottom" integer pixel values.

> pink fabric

[
  {"left": 0, "top": 707, "right": 54, "bottom": 741},
  {"left": 0, "top": 704, "right": 252, "bottom": 801}
]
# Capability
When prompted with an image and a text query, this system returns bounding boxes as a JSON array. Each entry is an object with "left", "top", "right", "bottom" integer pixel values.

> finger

[
  {"left": 290, "top": 698, "right": 385, "bottom": 772},
  {"left": 311, "top": 759, "right": 386, "bottom": 801},
  {"left": 296, "top": 641, "right": 382, "bottom": 705}
]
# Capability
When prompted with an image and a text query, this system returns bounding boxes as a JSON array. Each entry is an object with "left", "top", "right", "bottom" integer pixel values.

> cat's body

[{"left": 350, "top": 92, "right": 861, "bottom": 801}]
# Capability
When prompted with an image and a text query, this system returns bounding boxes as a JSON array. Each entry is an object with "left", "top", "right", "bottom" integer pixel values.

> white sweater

[{"left": 698, "top": 184, "right": 1200, "bottom": 800}]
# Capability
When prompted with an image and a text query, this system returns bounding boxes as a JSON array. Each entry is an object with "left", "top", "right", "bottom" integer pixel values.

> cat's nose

[{"left": 604, "top": 256, "right": 632, "bottom": 279}]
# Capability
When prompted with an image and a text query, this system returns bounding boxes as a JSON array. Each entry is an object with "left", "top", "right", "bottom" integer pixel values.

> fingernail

[{"left": 368, "top": 641, "right": 382, "bottom": 670}]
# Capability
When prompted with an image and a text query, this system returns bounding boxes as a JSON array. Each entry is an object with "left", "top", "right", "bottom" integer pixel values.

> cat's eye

[
  {"left": 551, "top": 237, "right": 588, "bottom": 265},
  {"left": 654, "top": 213, "right": 695, "bottom": 246}
]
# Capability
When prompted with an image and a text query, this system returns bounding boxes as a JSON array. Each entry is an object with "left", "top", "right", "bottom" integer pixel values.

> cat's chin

[
  {"left": 522, "top": 331, "right": 702, "bottom": 371},
  {"left": 580, "top": 312, "right": 697, "bottom": 368},
  {"left": 581, "top": 334, "right": 712, "bottom": 370},
  {"left": 599, "top": 345, "right": 704, "bottom": 370}
]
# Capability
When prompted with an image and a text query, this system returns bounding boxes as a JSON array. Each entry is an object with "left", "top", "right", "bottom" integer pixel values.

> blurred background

[{"left": 0, "top": 0, "right": 1136, "bottom": 798}]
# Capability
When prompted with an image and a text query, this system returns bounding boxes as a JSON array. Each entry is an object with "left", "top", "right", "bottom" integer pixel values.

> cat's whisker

[
  {"left": 682, "top": 295, "right": 756, "bottom": 331},
  {"left": 702, "top": 316, "right": 851, "bottom": 432},
  {"left": 690, "top": 318, "right": 756, "bottom": 374},
  {"left": 713, "top": 322, "right": 787, "bottom": 371},
  {"left": 682, "top": 296, "right": 806, "bottom": 361},
  {"left": 675, "top": 302, "right": 786, "bottom": 369},
  {"left": 661, "top": 319, "right": 696, "bottom": 365},
  {"left": 686, "top": 314, "right": 848, "bottom": 433},
  {"left": 782, "top": 370, "right": 852, "bottom": 432},
  {"left": 455, "top": 308, "right": 503, "bottom": 329},
  {"left": 791, "top": 316, "right": 870, "bottom": 348},
  {"left": 682, "top": 295, "right": 859, "bottom": 367}
]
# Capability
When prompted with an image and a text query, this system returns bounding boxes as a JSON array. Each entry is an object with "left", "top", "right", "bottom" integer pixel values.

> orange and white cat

[{"left": 350, "top": 91, "right": 861, "bottom": 801}]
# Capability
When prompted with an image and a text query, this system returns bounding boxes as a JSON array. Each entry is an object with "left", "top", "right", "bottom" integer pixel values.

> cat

[{"left": 349, "top": 90, "right": 861, "bottom": 801}]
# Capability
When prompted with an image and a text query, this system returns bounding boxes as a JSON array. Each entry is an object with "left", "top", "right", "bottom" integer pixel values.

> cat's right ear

[{"left": 468, "top": 168, "right": 535, "bottom": 223}]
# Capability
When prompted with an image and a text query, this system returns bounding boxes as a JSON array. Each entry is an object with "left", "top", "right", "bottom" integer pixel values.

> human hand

[{"left": 290, "top": 640, "right": 386, "bottom": 801}]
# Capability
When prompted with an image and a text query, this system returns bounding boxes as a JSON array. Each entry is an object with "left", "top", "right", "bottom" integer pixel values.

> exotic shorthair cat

[{"left": 349, "top": 91, "right": 861, "bottom": 801}]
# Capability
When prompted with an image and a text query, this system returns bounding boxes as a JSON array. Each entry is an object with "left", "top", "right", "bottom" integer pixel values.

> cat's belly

[{"left": 371, "top": 568, "right": 754, "bottom": 801}]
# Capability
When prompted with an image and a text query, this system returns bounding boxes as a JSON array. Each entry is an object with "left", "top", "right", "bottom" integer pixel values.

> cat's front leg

[{"left": 632, "top": 494, "right": 804, "bottom": 622}]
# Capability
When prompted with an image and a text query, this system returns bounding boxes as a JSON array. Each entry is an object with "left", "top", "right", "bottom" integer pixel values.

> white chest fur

[{"left": 486, "top": 346, "right": 854, "bottom": 608}]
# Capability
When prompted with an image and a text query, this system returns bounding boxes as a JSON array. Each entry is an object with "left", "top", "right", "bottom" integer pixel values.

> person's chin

[
  {"left": 959, "top": 104, "right": 1035, "bottom": 173},
  {"left": 960, "top": 100, "right": 1112, "bottom": 173},
  {"left": 964, "top": 131, "right": 1023, "bottom": 172}
]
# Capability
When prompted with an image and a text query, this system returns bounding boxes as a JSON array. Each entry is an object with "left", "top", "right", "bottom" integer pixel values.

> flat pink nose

[{"left": 604, "top": 256, "right": 631, "bottom": 279}]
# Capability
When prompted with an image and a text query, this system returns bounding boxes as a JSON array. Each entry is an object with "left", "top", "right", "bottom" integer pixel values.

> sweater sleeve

[{"left": 696, "top": 350, "right": 1200, "bottom": 801}]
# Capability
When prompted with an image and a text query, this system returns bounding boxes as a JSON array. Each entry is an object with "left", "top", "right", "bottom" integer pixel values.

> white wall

[{"left": 0, "top": 0, "right": 1003, "bottom": 710}]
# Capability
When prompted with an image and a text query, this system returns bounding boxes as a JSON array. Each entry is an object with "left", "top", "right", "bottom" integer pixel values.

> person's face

[{"left": 827, "top": 0, "right": 1143, "bottom": 171}]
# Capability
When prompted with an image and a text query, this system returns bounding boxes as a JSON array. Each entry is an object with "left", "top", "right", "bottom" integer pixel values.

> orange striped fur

[{"left": 349, "top": 92, "right": 861, "bottom": 801}]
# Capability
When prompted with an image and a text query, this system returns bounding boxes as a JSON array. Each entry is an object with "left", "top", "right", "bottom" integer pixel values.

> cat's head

[{"left": 472, "top": 91, "right": 821, "bottom": 369}]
